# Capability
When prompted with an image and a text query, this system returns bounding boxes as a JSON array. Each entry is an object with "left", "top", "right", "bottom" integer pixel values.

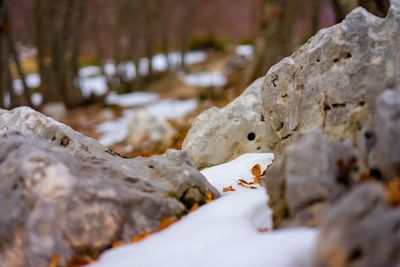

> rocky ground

[{"left": 1, "top": 1, "right": 400, "bottom": 267}]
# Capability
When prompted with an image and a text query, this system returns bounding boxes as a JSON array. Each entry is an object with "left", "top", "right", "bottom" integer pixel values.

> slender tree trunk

[
  {"left": 144, "top": 0, "right": 154, "bottom": 80},
  {"left": 180, "top": 0, "right": 193, "bottom": 70},
  {"left": 0, "top": 0, "right": 6, "bottom": 108},
  {"left": 311, "top": 0, "right": 322, "bottom": 36},
  {"left": 244, "top": 0, "right": 298, "bottom": 85},
  {"left": 160, "top": 0, "right": 170, "bottom": 71}
]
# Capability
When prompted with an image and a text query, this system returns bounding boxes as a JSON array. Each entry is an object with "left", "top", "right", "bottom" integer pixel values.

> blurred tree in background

[{"left": 0, "top": 0, "right": 391, "bottom": 110}]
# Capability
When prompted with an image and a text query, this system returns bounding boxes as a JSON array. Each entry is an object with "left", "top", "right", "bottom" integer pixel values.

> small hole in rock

[
  {"left": 346, "top": 53, "right": 352, "bottom": 58},
  {"left": 348, "top": 246, "right": 363, "bottom": 262},
  {"left": 359, "top": 101, "right": 365, "bottom": 106},
  {"left": 316, "top": 58, "right": 320, "bottom": 63},
  {"left": 247, "top": 132, "right": 256, "bottom": 141},
  {"left": 369, "top": 168, "right": 383, "bottom": 180},
  {"left": 148, "top": 165, "right": 154, "bottom": 169},
  {"left": 333, "top": 58, "right": 339, "bottom": 63}
]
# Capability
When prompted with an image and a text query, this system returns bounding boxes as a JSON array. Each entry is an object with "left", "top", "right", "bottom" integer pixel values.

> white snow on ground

[
  {"left": 235, "top": 44, "right": 254, "bottom": 59},
  {"left": 80, "top": 75, "right": 108, "bottom": 97},
  {"left": 13, "top": 73, "right": 41, "bottom": 94},
  {"left": 91, "top": 153, "right": 318, "bottom": 267},
  {"left": 181, "top": 71, "right": 227, "bottom": 88},
  {"left": 96, "top": 98, "right": 198, "bottom": 147},
  {"left": 79, "top": 66, "right": 102, "bottom": 77},
  {"left": 105, "top": 92, "right": 159, "bottom": 107},
  {"left": 31, "top": 93, "right": 42, "bottom": 106},
  {"left": 144, "top": 99, "right": 198, "bottom": 120}
]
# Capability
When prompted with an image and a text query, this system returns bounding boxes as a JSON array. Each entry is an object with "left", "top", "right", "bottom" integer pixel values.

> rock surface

[
  {"left": 183, "top": 78, "right": 270, "bottom": 168},
  {"left": 0, "top": 107, "right": 219, "bottom": 267},
  {"left": 262, "top": 3, "right": 400, "bottom": 154},
  {"left": 126, "top": 109, "right": 177, "bottom": 152},
  {"left": 314, "top": 182, "right": 400, "bottom": 267},
  {"left": 263, "top": 129, "right": 357, "bottom": 227}
]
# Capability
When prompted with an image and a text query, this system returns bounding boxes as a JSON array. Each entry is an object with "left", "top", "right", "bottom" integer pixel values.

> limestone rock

[
  {"left": 366, "top": 89, "right": 400, "bottom": 180},
  {"left": 264, "top": 129, "right": 357, "bottom": 227},
  {"left": 0, "top": 107, "right": 219, "bottom": 267},
  {"left": 183, "top": 78, "right": 270, "bottom": 168},
  {"left": 126, "top": 109, "right": 177, "bottom": 151},
  {"left": 261, "top": 3, "right": 400, "bottom": 154},
  {"left": 314, "top": 182, "right": 400, "bottom": 267}
]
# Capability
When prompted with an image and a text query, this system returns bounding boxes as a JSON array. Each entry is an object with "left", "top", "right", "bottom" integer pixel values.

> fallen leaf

[
  {"left": 237, "top": 181, "right": 257, "bottom": 189},
  {"left": 131, "top": 230, "right": 153, "bottom": 243},
  {"left": 238, "top": 179, "right": 254, "bottom": 185},
  {"left": 251, "top": 164, "right": 261, "bottom": 177},
  {"left": 253, "top": 176, "right": 261, "bottom": 185},
  {"left": 223, "top": 186, "right": 236, "bottom": 192},
  {"left": 48, "top": 254, "right": 59, "bottom": 267},
  {"left": 189, "top": 203, "right": 200, "bottom": 213},
  {"left": 159, "top": 217, "right": 178, "bottom": 230},
  {"left": 206, "top": 191, "right": 214, "bottom": 203},
  {"left": 386, "top": 178, "right": 400, "bottom": 206},
  {"left": 111, "top": 241, "right": 124, "bottom": 248}
]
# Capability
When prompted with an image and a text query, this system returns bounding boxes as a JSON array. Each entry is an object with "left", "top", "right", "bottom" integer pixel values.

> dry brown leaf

[
  {"left": 237, "top": 181, "right": 257, "bottom": 189},
  {"left": 386, "top": 178, "right": 400, "bottom": 206},
  {"left": 223, "top": 186, "right": 236, "bottom": 192},
  {"left": 206, "top": 191, "right": 214, "bottom": 203},
  {"left": 111, "top": 241, "right": 124, "bottom": 248},
  {"left": 48, "top": 255, "right": 59, "bottom": 267},
  {"left": 238, "top": 179, "right": 254, "bottom": 185},
  {"left": 131, "top": 230, "right": 153, "bottom": 243},
  {"left": 251, "top": 164, "right": 261, "bottom": 177},
  {"left": 253, "top": 176, "right": 261, "bottom": 185},
  {"left": 189, "top": 203, "right": 200, "bottom": 213},
  {"left": 159, "top": 217, "right": 178, "bottom": 230},
  {"left": 67, "top": 255, "right": 95, "bottom": 267}
]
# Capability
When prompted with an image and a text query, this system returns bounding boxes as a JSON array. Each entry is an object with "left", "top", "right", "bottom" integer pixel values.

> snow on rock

[
  {"left": 105, "top": 92, "right": 159, "bottom": 107},
  {"left": 235, "top": 44, "right": 254, "bottom": 59},
  {"left": 91, "top": 153, "right": 318, "bottom": 267},
  {"left": 181, "top": 71, "right": 227, "bottom": 88}
]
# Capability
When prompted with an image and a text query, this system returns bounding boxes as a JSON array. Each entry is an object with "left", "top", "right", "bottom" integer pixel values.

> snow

[
  {"left": 79, "top": 66, "right": 102, "bottom": 77},
  {"left": 80, "top": 76, "right": 108, "bottom": 97},
  {"left": 96, "top": 98, "right": 198, "bottom": 146},
  {"left": 235, "top": 44, "right": 254, "bottom": 59},
  {"left": 181, "top": 71, "right": 227, "bottom": 88},
  {"left": 105, "top": 92, "right": 159, "bottom": 107},
  {"left": 91, "top": 153, "right": 318, "bottom": 267},
  {"left": 31, "top": 93, "right": 43, "bottom": 106},
  {"left": 144, "top": 99, "right": 198, "bottom": 120},
  {"left": 13, "top": 73, "right": 41, "bottom": 94}
]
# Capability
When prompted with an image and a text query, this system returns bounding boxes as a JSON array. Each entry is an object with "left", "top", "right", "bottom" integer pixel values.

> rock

[
  {"left": 0, "top": 107, "right": 219, "bottom": 267},
  {"left": 41, "top": 102, "right": 67, "bottom": 121},
  {"left": 261, "top": 2, "right": 400, "bottom": 154},
  {"left": 263, "top": 129, "right": 357, "bottom": 227},
  {"left": 314, "top": 182, "right": 400, "bottom": 267},
  {"left": 366, "top": 89, "right": 400, "bottom": 180},
  {"left": 183, "top": 78, "right": 270, "bottom": 168},
  {"left": 126, "top": 109, "right": 177, "bottom": 152}
]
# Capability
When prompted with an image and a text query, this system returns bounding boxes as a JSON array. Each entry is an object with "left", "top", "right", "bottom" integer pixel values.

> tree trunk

[
  {"left": 244, "top": 0, "right": 298, "bottom": 85},
  {"left": 144, "top": 0, "right": 154, "bottom": 80}
]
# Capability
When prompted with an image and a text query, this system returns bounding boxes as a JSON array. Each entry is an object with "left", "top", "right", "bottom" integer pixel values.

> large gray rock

[
  {"left": 314, "top": 182, "right": 400, "bottom": 267},
  {"left": 263, "top": 129, "right": 357, "bottom": 227},
  {"left": 183, "top": 78, "right": 270, "bottom": 168},
  {"left": 367, "top": 89, "right": 400, "bottom": 180},
  {"left": 0, "top": 107, "right": 219, "bottom": 267},
  {"left": 262, "top": 2, "right": 400, "bottom": 154}
]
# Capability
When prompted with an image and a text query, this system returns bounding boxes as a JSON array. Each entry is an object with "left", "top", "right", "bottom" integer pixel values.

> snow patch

[
  {"left": 105, "top": 92, "right": 159, "bottom": 107},
  {"left": 235, "top": 44, "right": 254, "bottom": 59},
  {"left": 181, "top": 71, "right": 227, "bottom": 88},
  {"left": 91, "top": 153, "right": 318, "bottom": 267}
]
